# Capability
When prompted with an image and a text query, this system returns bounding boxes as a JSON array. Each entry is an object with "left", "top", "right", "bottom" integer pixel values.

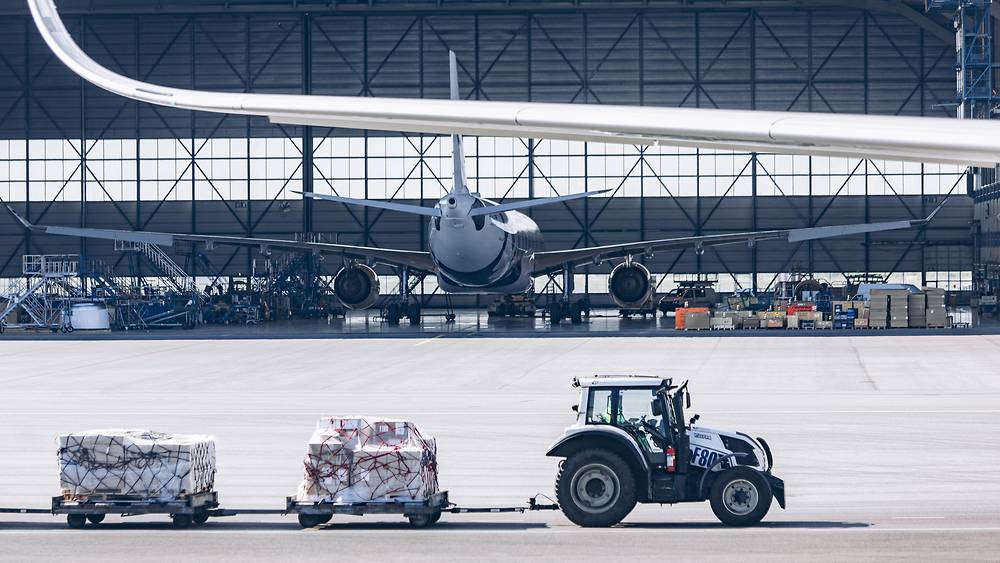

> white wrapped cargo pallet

[
  {"left": 58, "top": 430, "right": 216, "bottom": 501},
  {"left": 296, "top": 417, "right": 439, "bottom": 504}
]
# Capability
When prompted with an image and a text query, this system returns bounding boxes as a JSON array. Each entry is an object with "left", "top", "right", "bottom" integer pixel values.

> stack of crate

[
  {"left": 908, "top": 293, "right": 927, "bottom": 328},
  {"left": 832, "top": 301, "right": 858, "bottom": 329},
  {"left": 869, "top": 293, "right": 889, "bottom": 328},
  {"left": 924, "top": 287, "right": 947, "bottom": 328}
]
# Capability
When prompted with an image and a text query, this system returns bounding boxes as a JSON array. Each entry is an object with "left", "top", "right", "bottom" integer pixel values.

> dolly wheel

[
  {"left": 297, "top": 514, "right": 322, "bottom": 529},
  {"left": 193, "top": 512, "right": 210, "bottom": 526},
  {"left": 86, "top": 514, "right": 105, "bottom": 525},
  {"left": 171, "top": 514, "right": 193, "bottom": 529},
  {"left": 407, "top": 514, "right": 434, "bottom": 528},
  {"left": 66, "top": 514, "right": 87, "bottom": 529},
  {"left": 429, "top": 511, "right": 442, "bottom": 524},
  {"left": 318, "top": 514, "right": 332, "bottom": 524}
]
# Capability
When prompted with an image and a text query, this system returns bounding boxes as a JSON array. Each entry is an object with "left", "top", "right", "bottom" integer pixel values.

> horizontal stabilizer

[
  {"left": 298, "top": 192, "right": 442, "bottom": 217},
  {"left": 469, "top": 190, "right": 612, "bottom": 217}
]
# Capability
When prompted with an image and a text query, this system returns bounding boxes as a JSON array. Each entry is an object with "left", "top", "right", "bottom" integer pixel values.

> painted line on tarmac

[
  {"left": 415, "top": 335, "right": 445, "bottom": 347},
  {"left": 1, "top": 527, "right": 999, "bottom": 535},
  {"left": 0, "top": 410, "right": 998, "bottom": 416},
  {"left": 891, "top": 516, "right": 946, "bottom": 520}
]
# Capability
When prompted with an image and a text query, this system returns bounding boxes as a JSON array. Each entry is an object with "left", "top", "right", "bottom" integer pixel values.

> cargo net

[
  {"left": 58, "top": 430, "right": 216, "bottom": 501},
  {"left": 296, "top": 417, "right": 438, "bottom": 504}
]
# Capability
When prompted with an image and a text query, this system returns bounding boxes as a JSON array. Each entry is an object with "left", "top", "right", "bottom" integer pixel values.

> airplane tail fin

[{"left": 449, "top": 51, "right": 469, "bottom": 195}]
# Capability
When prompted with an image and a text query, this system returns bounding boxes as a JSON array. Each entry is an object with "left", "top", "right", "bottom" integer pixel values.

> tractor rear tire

[
  {"left": 709, "top": 466, "right": 773, "bottom": 527},
  {"left": 556, "top": 449, "right": 637, "bottom": 527}
]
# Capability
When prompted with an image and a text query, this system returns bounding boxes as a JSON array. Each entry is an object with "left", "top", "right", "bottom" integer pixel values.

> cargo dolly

[
  {"left": 0, "top": 492, "right": 558, "bottom": 530},
  {"left": 217, "top": 492, "right": 560, "bottom": 529},
  {"left": 51, "top": 491, "right": 221, "bottom": 529}
]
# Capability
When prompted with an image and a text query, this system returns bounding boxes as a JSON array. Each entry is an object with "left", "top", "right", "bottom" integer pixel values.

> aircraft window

[
  {"left": 433, "top": 216, "right": 441, "bottom": 231},
  {"left": 473, "top": 215, "right": 485, "bottom": 230}
]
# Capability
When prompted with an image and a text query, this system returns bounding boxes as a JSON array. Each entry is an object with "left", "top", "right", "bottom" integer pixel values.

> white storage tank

[{"left": 68, "top": 303, "right": 111, "bottom": 331}]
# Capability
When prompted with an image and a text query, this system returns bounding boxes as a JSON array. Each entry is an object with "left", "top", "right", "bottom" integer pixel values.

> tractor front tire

[
  {"left": 556, "top": 449, "right": 637, "bottom": 527},
  {"left": 709, "top": 466, "right": 773, "bottom": 527}
]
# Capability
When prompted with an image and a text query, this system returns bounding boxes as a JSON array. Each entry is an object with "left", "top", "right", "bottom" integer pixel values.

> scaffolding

[
  {"left": 929, "top": 1, "right": 1000, "bottom": 294},
  {"left": 0, "top": 255, "right": 81, "bottom": 332}
]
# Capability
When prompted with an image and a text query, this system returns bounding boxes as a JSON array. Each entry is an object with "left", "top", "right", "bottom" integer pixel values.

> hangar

[{"left": 0, "top": 0, "right": 996, "bottom": 330}]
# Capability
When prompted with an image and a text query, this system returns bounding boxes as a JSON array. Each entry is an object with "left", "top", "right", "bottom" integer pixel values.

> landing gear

[
  {"left": 381, "top": 266, "right": 422, "bottom": 325},
  {"left": 548, "top": 265, "right": 588, "bottom": 325}
]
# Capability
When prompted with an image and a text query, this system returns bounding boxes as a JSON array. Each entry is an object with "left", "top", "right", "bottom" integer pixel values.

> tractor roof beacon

[{"left": 547, "top": 375, "right": 786, "bottom": 527}]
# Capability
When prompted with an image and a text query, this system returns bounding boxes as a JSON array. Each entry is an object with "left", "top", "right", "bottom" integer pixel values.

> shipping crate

[
  {"left": 786, "top": 315, "right": 799, "bottom": 329},
  {"left": 710, "top": 316, "right": 735, "bottom": 330},
  {"left": 684, "top": 312, "right": 711, "bottom": 330},
  {"left": 854, "top": 318, "right": 869, "bottom": 329}
]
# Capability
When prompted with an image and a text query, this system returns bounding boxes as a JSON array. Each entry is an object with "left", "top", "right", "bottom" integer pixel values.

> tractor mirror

[
  {"left": 571, "top": 404, "right": 579, "bottom": 413},
  {"left": 650, "top": 400, "right": 662, "bottom": 417}
]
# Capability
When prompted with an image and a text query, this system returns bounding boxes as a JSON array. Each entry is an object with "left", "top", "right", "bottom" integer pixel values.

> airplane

[{"left": 10, "top": 0, "right": 979, "bottom": 324}]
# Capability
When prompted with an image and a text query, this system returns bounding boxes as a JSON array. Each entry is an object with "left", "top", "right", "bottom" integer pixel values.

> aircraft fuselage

[{"left": 429, "top": 193, "right": 542, "bottom": 294}]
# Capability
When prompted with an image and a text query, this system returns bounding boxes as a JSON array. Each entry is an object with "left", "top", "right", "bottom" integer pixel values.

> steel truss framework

[{"left": 0, "top": 3, "right": 975, "bottom": 294}]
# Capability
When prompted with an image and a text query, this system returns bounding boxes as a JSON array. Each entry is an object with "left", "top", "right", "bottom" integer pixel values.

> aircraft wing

[
  {"left": 28, "top": 0, "right": 1000, "bottom": 167},
  {"left": 531, "top": 205, "right": 945, "bottom": 275},
  {"left": 4, "top": 205, "right": 436, "bottom": 272}
]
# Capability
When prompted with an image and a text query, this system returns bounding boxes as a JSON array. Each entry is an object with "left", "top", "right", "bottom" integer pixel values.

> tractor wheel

[
  {"left": 86, "top": 514, "right": 105, "bottom": 525},
  {"left": 556, "top": 449, "right": 637, "bottom": 527},
  {"left": 66, "top": 514, "right": 87, "bottom": 529},
  {"left": 570, "top": 302, "right": 583, "bottom": 324},
  {"left": 709, "top": 466, "right": 773, "bottom": 527}
]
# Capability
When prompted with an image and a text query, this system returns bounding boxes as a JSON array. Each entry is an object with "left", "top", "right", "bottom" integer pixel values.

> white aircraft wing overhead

[
  {"left": 531, "top": 204, "right": 946, "bottom": 275},
  {"left": 3, "top": 204, "right": 436, "bottom": 272},
  {"left": 28, "top": 0, "right": 1000, "bottom": 166}
]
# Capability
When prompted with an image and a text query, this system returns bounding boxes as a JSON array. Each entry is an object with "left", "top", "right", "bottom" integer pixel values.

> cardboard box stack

[
  {"left": 924, "top": 287, "right": 947, "bottom": 327},
  {"left": 908, "top": 293, "right": 927, "bottom": 328},
  {"left": 58, "top": 430, "right": 216, "bottom": 500},
  {"left": 888, "top": 290, "right": 910, "bottom": 328},
  {"left": 297, "top": 417, "right": 438, "bottom": 504},
  {"left": 869, "top": 293, "right": 889, "bottom": 328}
]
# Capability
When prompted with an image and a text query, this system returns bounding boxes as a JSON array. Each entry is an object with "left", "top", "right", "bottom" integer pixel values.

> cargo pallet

[{"left": 51, "top": 491, "right": 220, "bottom": 529}]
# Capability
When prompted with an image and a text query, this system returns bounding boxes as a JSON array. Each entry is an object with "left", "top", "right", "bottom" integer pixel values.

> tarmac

[{"left": 0, "top": 335, "right": 998, "bottom": 561}]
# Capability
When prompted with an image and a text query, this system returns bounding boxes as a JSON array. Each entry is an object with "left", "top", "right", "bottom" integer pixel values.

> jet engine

[
  {"left": 609, "top": 261, "right": 654, "bottom": 309},
  {"left": 333, "top": 264, "right": 380, "bottom": 310}
]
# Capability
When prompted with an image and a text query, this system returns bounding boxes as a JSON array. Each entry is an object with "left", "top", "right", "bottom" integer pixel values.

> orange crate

[{"left": 675, "top": 307, "right": 710, "bottom": 330}]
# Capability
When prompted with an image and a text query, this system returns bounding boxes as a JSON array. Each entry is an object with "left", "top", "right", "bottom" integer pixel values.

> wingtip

[
  {"left": 2, "top": 202, "right": 34, "bottom": 230},
  {"left": 917, "top": 198, "right": 948, "bottom": 225}
]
